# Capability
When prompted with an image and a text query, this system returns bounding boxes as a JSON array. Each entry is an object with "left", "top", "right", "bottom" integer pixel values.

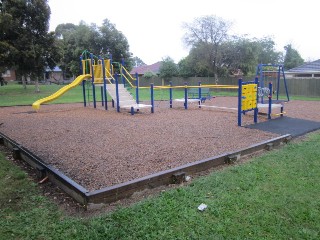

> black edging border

[{"left": 0, "top": 132, "right": 291, "bottom": 208}]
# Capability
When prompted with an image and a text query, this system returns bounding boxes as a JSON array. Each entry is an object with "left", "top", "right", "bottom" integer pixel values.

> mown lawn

[
  {"left": 0, "top": 132, "right": 319, "bottom": 239},
  {"left": 1, "top": 82, "right": 319, "bottom": 107}
]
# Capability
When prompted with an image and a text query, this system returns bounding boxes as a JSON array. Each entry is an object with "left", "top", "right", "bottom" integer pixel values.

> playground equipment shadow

[{"left": 0, "top": 97, "right": 320, "bottom": 206}]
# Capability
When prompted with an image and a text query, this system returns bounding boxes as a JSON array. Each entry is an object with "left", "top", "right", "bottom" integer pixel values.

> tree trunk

[
  {"left": 22, "top": 75, "right": 27, "bottom": 89},
  {"left": 35, "top": 77, "right": 40, "bottom": 93}
]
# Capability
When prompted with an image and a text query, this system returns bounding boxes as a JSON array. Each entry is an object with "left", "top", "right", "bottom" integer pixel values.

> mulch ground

[{"left": 1, "top": 97, "right": 319, "bottom": 194}]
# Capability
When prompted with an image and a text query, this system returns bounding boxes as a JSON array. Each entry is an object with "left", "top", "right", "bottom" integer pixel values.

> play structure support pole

[
  {"left": 101, "top": 57, "right": 108, "bottom": 110},
  {"left": 100, "top": 87, "right": 104, "bottom": 106},
  {"left": 115, "top": 74, "right": 120, "bottom": 112},
  {"left": 135, "top": 73, "right": 139, "bottom": 104},
  {"left": 198, "top": 81, "right": 202, "bottom": 108},
  {"left": 237, "top": 79, "right": 242, "bottom": 126},
  {"left": 151, "top": 83, "right": 154, "bottom": 113},
  {"left": 254, "top": 77, "right": 258, "bottom": 123},
  {"left": 268, "top": 82, "right": 272, "bottom": 120},
  {"left": 184, "top": 82, "right": 188, "bottom": 109},
  {"left": 258, "top": 64, "right": 264, "bottom": 104},
  {"left": 82, "top": 81, "right": 86, "bottom": 107},
  {"left": 169, "top": 81, "right": 173, "bottom": 108},
  {"left": 277, "top": 66, "right": 281, "bottom": 101},
  {"left": 90, "top": 53, "right": 97, "bottom": 108},
  {"left": 80, "top": 55, "right": 87, "bottom": 107},
  {"left": 282, "top": 66, "right": 290, "bottom": 101}
]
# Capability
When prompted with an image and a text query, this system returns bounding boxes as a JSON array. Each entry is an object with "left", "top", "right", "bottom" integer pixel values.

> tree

[
  {"left": 283, "top": 44, "right": 304, "bottom": 70},
  {"left": 178, "top": 56, "right": 195, "bottom": 77},
  {"left": 183, "top": 15, "right": 232, "bottom": 82},
  {"left": 255, "top": 37, "right": 282, "bottom": 64},
  {"left": 56, "top": 19, "right": 132, "bottom": 77},
  {"left": 0, "top": 0, "right": 60, "bottom": 91},
  {"left": 159, "top": 57, "right": 178, "bottom": 79},
  {"left": 132, "top": 56, "right": 146, "bottom": 67}
]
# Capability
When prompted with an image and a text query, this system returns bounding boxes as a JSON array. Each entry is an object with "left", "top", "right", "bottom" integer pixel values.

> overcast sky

[{"left": 48, "top": 0, "right": 319, "bottom": 65}]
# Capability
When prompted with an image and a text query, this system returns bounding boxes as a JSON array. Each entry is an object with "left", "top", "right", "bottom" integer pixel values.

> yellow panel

[{"left": 93, "top": 65, "right": 102, "bottom": 79}]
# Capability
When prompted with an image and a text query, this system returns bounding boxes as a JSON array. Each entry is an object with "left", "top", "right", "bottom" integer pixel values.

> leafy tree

[
  {"left": 0, "top": 0, "right": 60, "bottom": 91},
  {"left": 132, "top": 56, "right": 146, "bottom": 67},
  {"left": 159, "top": 57, "right": 178, "bottom": 79},
  {"left": 178, "top": 56, "right": 195, "bottom": 77},
  {"left": 183, "top": 15, "right": 232, "bottom": 82},
  {"left": 143, "top": 71, "right": 156, "bottom": 79},
  {"left": 255, "top": 37, "right": 282, "bottom": 64},
  {"left": 283, "top": 44, "right": 304, "bottom": 70},
  {"left": 56, "top": 19, "right": 132, "bottom": 77}
]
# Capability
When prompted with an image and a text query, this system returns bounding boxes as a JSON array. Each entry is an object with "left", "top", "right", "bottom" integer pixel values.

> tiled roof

[
  {"left": 130, "top": 62, "right": 162, "bottom": 75},
  {"left": 287, "top": 59, "right": 320, "bottom": 73}
]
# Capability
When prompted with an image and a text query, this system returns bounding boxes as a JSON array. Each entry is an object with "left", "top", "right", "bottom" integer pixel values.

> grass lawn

[
  {"left": 1, "top": 82, "right": 319, "bottom": 107},
  {"left": 0, "top": 132, "right": 319, "bottom": 239}
]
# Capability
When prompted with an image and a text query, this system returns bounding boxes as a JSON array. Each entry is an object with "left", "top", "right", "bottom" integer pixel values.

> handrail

[
  {"left": 122, "top": 74, "right": 134, "bottom": 88},
  {"left": 105, "top": 68, "right": 114, "bottom": 84},
  {"left": 122, "top": 66, "right": 136, "bottom": 81},
  {"left": 121, "top": 66, "right": 136, "bottom": 87}
]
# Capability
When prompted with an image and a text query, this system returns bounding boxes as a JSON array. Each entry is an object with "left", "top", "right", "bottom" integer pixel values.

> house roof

[
  {"left": 287, "top": 59, "right": 320, "bottom": 73},
  {"left": 130, "top": 62, "right": 162, "bottom": 75}
]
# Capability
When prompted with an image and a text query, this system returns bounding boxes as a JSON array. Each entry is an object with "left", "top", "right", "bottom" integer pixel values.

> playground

[
  {"left": 1, "top": 98, "right": 320, "bottom": 195},
  {"left": 1, "top": 54, "right": 320, "bottom": 205}
]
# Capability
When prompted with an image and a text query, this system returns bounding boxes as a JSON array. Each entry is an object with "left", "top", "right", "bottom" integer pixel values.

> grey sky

[{"left": 49, "top": 0, "right": 319, "bottom": 64}]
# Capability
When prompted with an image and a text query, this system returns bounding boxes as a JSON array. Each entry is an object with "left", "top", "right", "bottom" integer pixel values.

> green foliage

[
  {"left": 1, "top": 132, "right": 320, "bottom": 239},
  {"left": 0, "top": 0, "right": 60, "bottom": 80},
  {"left": 56, "top": 19, "right": 132, "bottom": 77},
  {"left": 159, "top": 57, "right": 178, "bottom": 79},
  {"left": 284, "top": 44, "right": 304, "bottom": 70},
  {"left": 178, "top": 56, "right": 195, "bottom": 77},
  {"left": 132, "top": 56, "right": 145, "bottom": 67},
  {"left": 183, "top": 15, "right": 232, "bottom": 80},
  {"left": 182, "top": 15, "right": 283, "bottom": 78},
  {"left": 143, "top": 71, "right": 156, "bottom": 79}
]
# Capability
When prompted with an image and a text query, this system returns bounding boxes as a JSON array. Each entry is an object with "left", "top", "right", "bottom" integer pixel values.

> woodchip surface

[{"left": 1, "top": 97, "right": 319, "bottom": 191}]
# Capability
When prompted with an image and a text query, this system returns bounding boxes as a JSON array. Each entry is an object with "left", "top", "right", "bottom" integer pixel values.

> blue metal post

[
  {"left": 282, "top": 65, "right": 290, "bottom": 101},
  {"left": 258, "top": 64, "right": 264, "bottom": 103},
  {"left": 80, "top": 55, "right": 86, "bottom": 107},
  {"left": 151, "top": 83, "right": 154, "bottom": 113},
  {"left": 100, "top": 86, "right": 104, "bottom": 106},
  {"left": 198, "top": 81, "right": 202, "bottom": 108},
  {"left": 254, "top": 77, "right": 258, "bottom": 123},
  {"left": 82, "top": 81, "right": 86, "bottom": 107},
  {"left": 277, "top": 66, "right": 281, "bottom": 101},
  {"left": 169, "top": 81, "right": 173, "bottom": 108},
  {"left": 115, "top": 74, "right": 120, "bottom": 112},
  {"left": 90, "top": 53, "right": 96, "bottom": 108},
  {"left": 184, "top": 82, "right": 188, "bottom": 109},
  {"left": 135, "top": 73, "right": 139, "bottom": 104},
  {"left": 268, "top": 82, "right": 272, "bottom": 119},
  {"left": 101, "top": 58, "right": 108, "bottom": 110},
  {"left": 238, "top": 79, "right": 242, "bottom": 126}
]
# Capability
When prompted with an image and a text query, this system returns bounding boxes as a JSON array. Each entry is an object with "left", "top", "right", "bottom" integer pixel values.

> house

[
  {"left": 45, "top": 66, "right": 64, "bottom": 83},
  {"left": 286, "top": 59, "right": 320, "bottom": 78},
  {"left": 1, "top": 69, "right": 16, "bottom": 81},
  {"left": 130, "top": 62, "right": 162, "bottom": 76}
]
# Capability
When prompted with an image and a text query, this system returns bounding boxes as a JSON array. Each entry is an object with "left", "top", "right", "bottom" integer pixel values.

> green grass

[
  {"left": 1, "top": 82, "right": 319, "bottom": 107},
  {"left": 1, "top": 132, "right": 320, "bottom": 239}
]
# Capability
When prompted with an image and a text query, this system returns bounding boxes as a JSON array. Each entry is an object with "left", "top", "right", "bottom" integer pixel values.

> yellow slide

[{"left": 32, "top": 74, "right": 91, "bottom": 110}]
